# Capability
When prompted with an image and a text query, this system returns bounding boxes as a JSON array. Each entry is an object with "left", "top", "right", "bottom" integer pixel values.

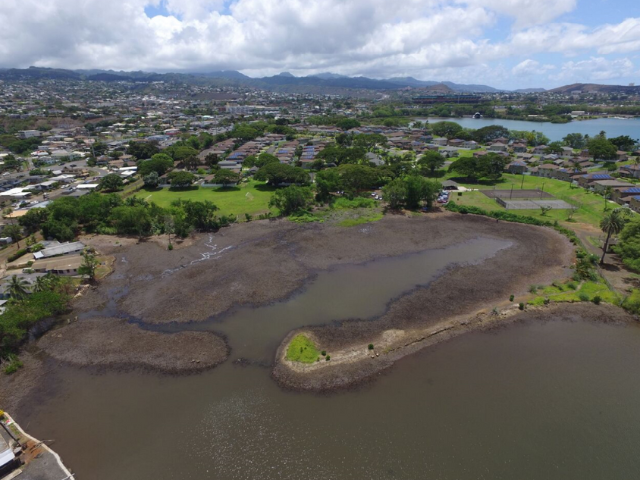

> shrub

[
  {"left": 2, "top": 355, "right": 23, "bottom": 375},
  {"left": 245, "top": 213, "right": 253, "bottom": 222},
  {"left": 592, "top": 295, "right": 602, "bottom": 305},
  {"left": 543, "top": 298, "right": 550, "bottom": 305},
  {"left": 368, "top": 344, "right": 374, "bottom": 350},
  {"left": 509, "top": 294, "right": 515, "bottom": 302},
  {"left": 518, "top": 302, "right": 525, "bottom": 310},
  {"left": 326, "top": 355, "right": 331, "bottom": 361},
  {"left": 579, "top": 292, "right": 590, "bottom": 302},
  {"left": 529, "top": 285, "right": 538, "bottom": 293},
  {"left": 8, "top": 248, "right": 28, "bottom": 263},
  {"left": 567, "top": 282, "right": 578, "bottom": 290},
  {"left": 622, "top": 290, "right": 640, "bottom": 314},
  {"left": 168, "top": 244, "right": 173, "bottom": 251},
  {"left": 321, "top": 350, "right": 326, "bottom": 356}
]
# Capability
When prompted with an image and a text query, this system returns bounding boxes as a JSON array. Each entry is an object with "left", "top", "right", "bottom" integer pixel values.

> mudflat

[{"left": 0, "top": 212, "right": 578, "bottom": 407}]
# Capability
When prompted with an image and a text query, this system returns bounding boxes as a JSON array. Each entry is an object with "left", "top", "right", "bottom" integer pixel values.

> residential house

[
  {"left": 535, "top": 164, "right": 560, "bottom": 178},
  {"left": 630, "top": 196, "right": 640, "bottom": 214},
  {"left": 577, "top": 172, "right": 613, "bottom": 188},
  {"left": 561, "top": 146, "right": 574, "bottom": 157},
  {"left": 612, "top": 187, "right": 640, "bottom": 205},
  {"left": 590, "top": 179, "right": 635, "bottom": 194},
  {"left": 488, "top": 142, "right": 508, "bottom": 152},
  {"left": 533, "top": 145, "right": 548, "bottom": 155},
  {"left": 511, "top": 143, "right": 527, "bottom": 153},
  {"left": 506, "top": 161, "right": 528, "bottom": 174},
  {"left": 618, "top": 164, "right": 640, "bottom": 179}
]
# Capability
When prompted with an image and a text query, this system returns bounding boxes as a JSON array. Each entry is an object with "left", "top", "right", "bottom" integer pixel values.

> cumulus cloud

[
  {"left": 512, "top": 59, "right": 555, "bottom": 77},
  {"left": 0, "top": 0, "right": 638, "bottom": 87},
  {"left": 552, "top": 57, "right": 638, "bottom": 82}
]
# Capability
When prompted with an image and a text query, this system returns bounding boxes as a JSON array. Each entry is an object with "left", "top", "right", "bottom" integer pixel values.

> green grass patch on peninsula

[{"left": 286, "top": 334, "right": 320, "bottom": 363}]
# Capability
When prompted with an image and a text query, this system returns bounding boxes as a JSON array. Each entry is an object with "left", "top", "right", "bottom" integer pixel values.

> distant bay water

[{"left": 416, "top": 117, "right": 640, "bottom": 142}]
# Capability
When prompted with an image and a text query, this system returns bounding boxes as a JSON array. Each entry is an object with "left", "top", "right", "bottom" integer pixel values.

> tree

[
  {"left": 269, "top": 186, "right": 314, "bottom": 216},
  {"left": 563, "top": 133, "right": 586, "bottom": 149},
  {"left": 600, "top": 208, "right": 629, "bottom": 264},
  {"left": 255, "top": 163, "right": 310, "bottom": 185},
  {"left": 205, "top": 153, "right": 220, "bottom": 167},
  {"left": 78, "top": 250, "right": 100, "bottom": 282},
  {"left": 3, "top": 224, "right": 23, "bottom": 247},
  {"left": 418, "top": 151, "right": 445, "bottom": 176},
  {"left": 609, "top": 135, "right": 637, "bottom": 152},
  {"left": 404, "top": 176, "right": 441, "bottom": 210},
  {"left": 615, "top": 216, "right": 640, "bottom": 272},
  {"left": 214, "top": 170, "right": 240, "bottom": 187},
  {"left": 337, "top": 164, "right": 379, "bottom": 196},
  {"left": 138, "top": 153, "right": 174, "bottom": 176},
  {"left": 33, "top": 275, "right": 51, "bottom": 293},
  {"left": 255, "top": 153, "right": 280, "bottom": 168},
  {"left": 166, "top": 145, "right": 199, "bottom": 161},
  {"left": 545, "top": 142, "right": 564, "bottom": 155},
  {"left": 335, "top": 118, "right": 361, "bottom": 130},
  {"left": 472, "top": 125, "right": 510, "bottom": 144},
  {"left": 588, "top": 137, "right": 618, "bottom": 162},
  {"left": 143, "top": 171, "right": 159, "bottom": 189},
  {"left": 182, "top": 155, "right": 200, "bottom": 171},
  {"left": 382, "top": 179, "right": 406, "bottom": 210},
  {"left": 127, "top": 141, "right": 159, "bottom": 160},
  {"left": 99, "top": 174, "right": 124, "bottom": 192},
  {"left": 8, "top": 275, "right": 29, "bottom": 301},
  {"left": 168, "top": 171, "right": 195, "bottom": 189},
  {"left": 430, "top": 121, "right": 463, "bottom": 139}
]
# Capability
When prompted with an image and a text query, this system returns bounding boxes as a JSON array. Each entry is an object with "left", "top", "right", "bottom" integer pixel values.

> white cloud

[
  {"left": 552, "top": 57, "right": 637, "bottom": 82},
  {"left": 0, "top": 0, "right": 638, "bottom": 88},
  {"left": 512, "top": 59, "right": 555, "bottom": 76},
  {"left": 462, "top": 0, "right": 577, "bottom": 28}
]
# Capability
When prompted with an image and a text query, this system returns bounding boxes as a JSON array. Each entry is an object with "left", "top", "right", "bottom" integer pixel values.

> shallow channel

[
  {"left": 18, "top": 237, "right": 640, "bottom": 480},
  {"left": 151, "top": 236, "right": 511, "bottom": 362}
]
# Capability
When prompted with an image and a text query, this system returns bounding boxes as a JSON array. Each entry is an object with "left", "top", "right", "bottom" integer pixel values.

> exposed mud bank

[
  {"left": 272, "top": 303, "right": 638, "bottom": 392},
  {"left": 37, "top": 316, "right": 229, "bottom": 373}
]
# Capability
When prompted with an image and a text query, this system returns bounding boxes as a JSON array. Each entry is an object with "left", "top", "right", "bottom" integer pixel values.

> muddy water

[
  {"left": 20, "top": 239, "right": 640, "bottom": 480},
  {"left": 158, "top": 237, "right": 511, "bottom": 361}
]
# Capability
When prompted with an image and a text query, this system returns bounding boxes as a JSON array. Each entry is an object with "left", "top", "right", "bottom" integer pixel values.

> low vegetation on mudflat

[{"left": 286, "top": 334, "right": 320, "bottom": 363}]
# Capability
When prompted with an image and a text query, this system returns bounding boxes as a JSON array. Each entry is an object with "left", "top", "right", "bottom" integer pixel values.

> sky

[{"left": 0, "top": 0, "right": 639, "bottom": 89}]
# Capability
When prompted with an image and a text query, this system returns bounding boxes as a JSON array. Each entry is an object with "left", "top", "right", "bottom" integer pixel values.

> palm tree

[
  {"left": 600, "top": 208, "right": 629, "bottom": 264},
  {"left": 8, "top": 275, "right": 30, "bottom": 301},
  {"left": 33, "top": 275, "right": 50, "bottom": 293}
]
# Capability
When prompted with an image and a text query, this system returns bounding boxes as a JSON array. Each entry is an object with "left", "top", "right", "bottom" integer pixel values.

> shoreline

[
  {"left": 1, "top": 213, "right": 575, "bottom": 407},
  {"left": 1, "top": 412, "right": 73, "bottom": 479},
  {"left": 272, "top": 302, "right": 639, "bottom": 392}
]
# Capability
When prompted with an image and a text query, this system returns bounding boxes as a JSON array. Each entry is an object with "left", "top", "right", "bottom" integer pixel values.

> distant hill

[
  {"left": 549, "top": 83, "right": 640, "bottom": 94},
  {"left": 514, "top": 88, "right": 546, "bottom": 93},
  {"left": 308, "top": 72, "right": 349, "bottom": 80},
  {"left": 197, "top": 70, "right": 250, "bottom": 80},
  {"left": 0, "top": 66, "right": 501, "bottom": 94}
]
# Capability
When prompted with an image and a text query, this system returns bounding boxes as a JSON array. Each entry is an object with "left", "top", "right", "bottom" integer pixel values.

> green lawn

[
  {"left": 135, "top": 181, "right": 276, "bottom": 218},
  {"left": 528, "top": 279, "right": 620, "bottom": 306},
  {"left": 450, "top": 174, "right": 611, "bottom": 228},
  {"left": 286, "top": 334, "right": 320, "bottom": 363}
]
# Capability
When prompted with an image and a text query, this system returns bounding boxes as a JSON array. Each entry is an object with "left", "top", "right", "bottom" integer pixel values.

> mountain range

[
  {"left": 3, "top": 66, "right": 639, "bottom": 95},
  {"left": 0, "top": 66, "right": 500, "bottom": 93}
]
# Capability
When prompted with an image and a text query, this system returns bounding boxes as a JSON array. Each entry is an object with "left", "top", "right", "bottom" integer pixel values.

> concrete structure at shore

[{"left": 0, "top": 412, "right": 73, "bottom": 480}]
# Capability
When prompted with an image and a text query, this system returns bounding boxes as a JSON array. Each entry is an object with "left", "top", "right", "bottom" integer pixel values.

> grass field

[
  {"left": 450, "top": 173, "right": 612, "bottom": 228},
  {"left": 135, "top": 181, "right": 276, "bottom": 218},
  {"left": 529, "top": 279, "right": 620, "bottom": 306},
  {"left": 286, "top": 334, "right": 320, "bottom": 363}
]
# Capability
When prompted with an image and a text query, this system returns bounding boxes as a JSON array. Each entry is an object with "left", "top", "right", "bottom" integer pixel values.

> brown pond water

[{"left": 18, "top": 239, "right": 640, "bottom": 479}]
